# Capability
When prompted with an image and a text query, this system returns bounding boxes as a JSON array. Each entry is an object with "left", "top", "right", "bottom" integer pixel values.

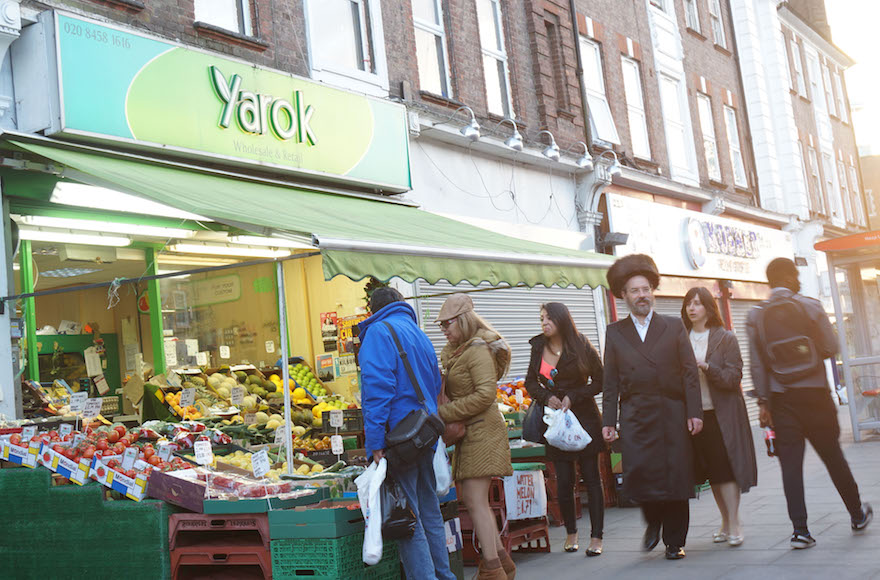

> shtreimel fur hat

[{"left": 607, "top": 254, "right": 660, "bottom": 298}]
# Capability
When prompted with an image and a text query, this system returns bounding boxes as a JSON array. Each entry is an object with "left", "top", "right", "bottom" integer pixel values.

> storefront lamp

[
  {"left": 168, "top": 242, "right": 291, "bottom": 258},
  {"left": 457, "top": 106, "right": 481, "bottom": 141},
  {"left": 18, "top": 215, "right": 196, "bottom": 239},
  {"left": 51, "top": 183, "right": 208, "bottom": 221},
  {"left": 574, "top": 142, "right": 594, "bottom": 170},
  {"left": 595, "top": 150, "right": 622, "bottom": 177},
  {"left": 228, "top": 235, "right": 315, "bottom": 249},
  {"left": 18, "top": 227, "right": 131, "bottom": 247},
  {"left": 537, "top": 130, "right": 560, "bottom": 161},
  {"left": 494, "top": 118, "right": 523, "bottom": 151}
]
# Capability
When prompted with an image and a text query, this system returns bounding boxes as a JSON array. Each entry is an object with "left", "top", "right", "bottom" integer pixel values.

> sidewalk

[{"left": 467, "top": 410, "right": 880, "bottom": 579}]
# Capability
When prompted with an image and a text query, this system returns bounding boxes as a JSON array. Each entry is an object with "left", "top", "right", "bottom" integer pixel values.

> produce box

[
  {"left": 283, "top": 465, "right": 361, "bottom": 498},
  {"left": 38, "top": 443, "right": 91, "bottom": 485},
  {"left": 0, "top": 439, "right": 39, "bottom": 468},
  {"left": 268, "top": 498, "right": 365, "bottom": 539},
  {"left": 270, "top": 531, "right": 399, "bottom": 580},
  {"left": 90, "top": 456, "right": 150, "bottom": 501}
]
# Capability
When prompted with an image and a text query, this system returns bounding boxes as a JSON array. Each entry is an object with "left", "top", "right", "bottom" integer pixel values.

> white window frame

[
  {"left": 476, "top": 0, "right": 514, "bottom": 117},
  {"left": 649, "top": 0, "right": 667, "bottom": 12},
  {"left": 304, "top": 0, "right": 389, "bottom": 96},
  {"left": 697, "top": 93, "right": 721, "bottom": 182},
  {"left": 685, "top": 0, "right": 700, "bottom": 33},
  {"left": 807, "top": 146, "right": 825, "bottom": 214},
  {"left": 658, "top": 72, "right": 697, "bottom": 184},
  {"left": 833, "top": 71, "right": 848, "bottom": 123},
  {"left": 822, "top": 62, "right": 836, "bottom": 117},
  {"left": 194, "top": 0, "right": 254, "bottom": 36},
  {"left": 797, "top": 141, "right": 813, "bottom": 212},
  {"left": 822, "top": 152, "right": 840, "bottom": 218},
  {"left": 723, "top": 105, "right": 747, "bottom": 188},
  {"left": 412, "top": 0, "right": 452, "bottom": 98},
  {"left": 790, "top": 39, "right": 806, "bottom": 97},
  {"left": 848, "top": 163, "right": 865, "bottom": 225},
  {"left": 621, "top": 57, "right": 650, "bottom": 159},
  {"left": 708, "top": 0, "right": 726, "bottom": 48},
  {"left": 580, "top": 37, "right": 619, "bottom": 145},
  {"left": 837, "top": 159, "right": 853, "bottom": 222}
]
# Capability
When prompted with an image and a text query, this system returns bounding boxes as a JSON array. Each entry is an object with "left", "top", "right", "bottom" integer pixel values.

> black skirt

[{"left": 693, "top": 410, "right": 735, "bottom": 485}]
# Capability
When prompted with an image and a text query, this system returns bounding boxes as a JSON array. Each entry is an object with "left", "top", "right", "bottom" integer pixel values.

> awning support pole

[
  {"left": 276, "top": 261, "right": 294, "bottom": 474},
  {"left": 19, "top": 240, "right": 38, "bottom": 382},
  {"left": 827, "top": 255, "right": 860, "bottom": 442},
  {"left": 145, "top": 248, "right": 166, "bottom": 376}
]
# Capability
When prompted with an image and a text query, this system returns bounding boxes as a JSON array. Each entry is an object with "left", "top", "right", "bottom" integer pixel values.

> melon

[{"left": 255, "top": 411, "right": 270, "bottom": 424}]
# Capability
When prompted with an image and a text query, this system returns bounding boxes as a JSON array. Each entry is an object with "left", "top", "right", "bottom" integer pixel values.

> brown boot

[
  {"left": 498, "top": 549, "right": 516, "bottom": 579},
  {"left": 472, "top": 558, "right": 507, "bottom": 580}
]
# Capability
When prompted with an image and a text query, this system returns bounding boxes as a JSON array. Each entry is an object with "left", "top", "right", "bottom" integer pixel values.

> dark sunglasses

[
  {"left": 545, "top": 368, "right": 558, "bottom": 388},
  {"left": 438, "top": 316, "right": 458, "bottom": 330}
]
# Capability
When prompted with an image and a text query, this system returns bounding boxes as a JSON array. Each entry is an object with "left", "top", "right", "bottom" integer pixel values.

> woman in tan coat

[{"left": 437, "top": 294, "right": 515, "bottom": 580}]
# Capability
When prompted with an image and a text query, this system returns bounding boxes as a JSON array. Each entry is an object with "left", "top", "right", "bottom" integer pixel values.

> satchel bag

[
  {"left": 438, "top": 375, "right": 466, "bottom": 446},
  {"left": 382, "top": 322, "right": 445, "bottom": 469}
]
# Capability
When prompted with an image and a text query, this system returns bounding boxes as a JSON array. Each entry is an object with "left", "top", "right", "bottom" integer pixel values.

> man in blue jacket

[{"left": 358, "top": 287, "right": 455, "bottom": 580}]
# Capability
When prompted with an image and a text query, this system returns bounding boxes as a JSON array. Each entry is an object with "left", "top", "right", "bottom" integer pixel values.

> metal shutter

[
  {"left": 614, "top": 297, "right": 683, "bottom": 319},
  {"left": 415, "top": 281, "right": 600, "bottom": 380},
  {"left": 729, "top": 300, "right": 762, "bottom": 425}
]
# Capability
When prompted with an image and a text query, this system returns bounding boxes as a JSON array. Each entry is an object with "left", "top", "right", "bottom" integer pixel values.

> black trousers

[
  {"left": 772, "top": 388, "right": 862, "bottom": 533},
  {"left": 554, "top": 453, "right": 605, "bottom": 538},
  {"left": 641, "top": 500, "right": 689, "bottom": 548}
]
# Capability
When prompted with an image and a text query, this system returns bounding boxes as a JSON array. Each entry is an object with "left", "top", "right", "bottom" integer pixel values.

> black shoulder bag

[{"left": 381, "top": 322, "right": 445, "bottom": 469}]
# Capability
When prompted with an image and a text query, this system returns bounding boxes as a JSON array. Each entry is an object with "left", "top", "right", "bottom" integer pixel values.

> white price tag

[
  {"left": 185, "top": 339, "right": 199, "bottom": 357},
  {"left": 196, "top": 352, "right": 209, "bottom": 366},
  {"left": 59, "top": 424, "right": 73, "bottom": 437},
  {"left": 274, "top": 427, "right": 286, "bottom": 446},
  {"left": 158, "top": 444, "right": 173, "bottom": 462},
  {"left": 515, "top": 389, "right": 524, "bottom": 405},
  {"left": 244, "top": 412, "right": 257, "bottom": 425},
  {"left": 83, "top": 398, "right": 103, "bottom": 419},
  {"left": 193, "top": 440, "right": 214, "bottom": 466},
  {"left": 70, "top": 392, "right": 88, "bottom": 413},
  {"left": 72, "top": 434, "right": 85, "bottom": 447},
  {"left": 265, "top": 340, "right": 275, "bottom": 353},
  {"left": 122, "top": 447, "right": 138, "bottom": 470},
  {"left": 219, "top": 345, "right": 231, "bottom": 359},
  {"left": 164, "top": 339, "right": 178, "bottom": 367},
  {"left": 329, "top": 409, "right": 344, "bottom": 429},
  {"left": 330, "top": 435, "right": 344, "bottom": 455},
  {"left": 180, "top": 388, "right": 196, "bottom": 408},
  {"left": 21, "top": 425, "right": 36, "bottom": 441},
  {"left": 231, "top": 387, "right": 245, "bottom": 405},
  {"left": 94, "top": 374, "right": 110, "bottom": 395},
  {"left": 251, "top": 449, "right": 271, "bottom": 479}
]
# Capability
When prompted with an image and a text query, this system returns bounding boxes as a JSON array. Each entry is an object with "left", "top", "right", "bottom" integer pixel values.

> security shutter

[
  {"left": 415, "top": 281, "right": 600, "bottom": 380},
  {"left": 729, "top": 300, "right": 762, "bottom": 425},
  {"left": 614, "top": 297, "right": 683, "bottom": 319}
]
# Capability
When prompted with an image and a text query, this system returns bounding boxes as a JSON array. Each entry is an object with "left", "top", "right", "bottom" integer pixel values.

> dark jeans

[
  {"left": 772, "top": 388, "right": 862, "bottom": 533},
  {"left": 554, "top": 453, "right": 604, "bottom": 538},
  {"left": 642, "top": 500, "right": 689, "bottom": 549}
]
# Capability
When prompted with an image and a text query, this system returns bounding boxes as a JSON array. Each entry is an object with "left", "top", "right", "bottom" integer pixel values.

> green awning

[{"left": 9, "top": 138, "right": 614, "bottom": 288}]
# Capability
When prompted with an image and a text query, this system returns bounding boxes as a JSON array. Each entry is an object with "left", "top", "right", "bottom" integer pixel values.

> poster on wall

[
  {"left": 336, "top": 354, "right": 357, "bottom": 377},
  {"left": 320, "top": 312, "right": 339, "bottom": 353},
  {"left": 315, "top": 354, "right": 336, "bottom": 382},
  {"left": 337, "top": 314, "right": 368, "bottom": 354}
]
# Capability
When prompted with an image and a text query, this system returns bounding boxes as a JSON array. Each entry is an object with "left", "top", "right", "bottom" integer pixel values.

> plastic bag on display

[
  {"left": 543, "top": 408, "right": 592, "bottom": 452},
  {"left": 355, "top": 458, "right": 387, "bottom": 565},
  {"left": 433, "top": 443, "right": 453, "bottom": 496},
  {"left": 381, "top": 478, "right": 417, "bottom": 540}
]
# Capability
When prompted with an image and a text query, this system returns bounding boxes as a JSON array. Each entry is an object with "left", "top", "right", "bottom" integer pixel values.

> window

[
  {"left": 580, "top": 38, "right": 619, "bottom": 144},
  {"left": 838, "top": 160, "right": 853, "bottom": 222},
  {"left": 822, "top": 153, "right": 839, "bottom": 217},
  {"left": 659, "top": 73, "right": 694, "bottom": 180},
  {"left": 476, "top": 0, "right": 513, "bottom": 117},
  {"left": 546, "top": 18, "right": 569, "bottom": 109},
  {"left": 621, "top": 57, "right": 650, "bottom": 159},
  {"left": 194, "top": 0, "right": 253, "bottom": 36},
  {"left": 685, "top": 0, "right": 701, "bottom": 32},
  {"left": 782, "top": 32, "right": 794, "bottom": 91},
  {"left": 790, "top": 39, "right": 807, "bottom": 96},
  {"left": 723, "top": 105, "right": 747, "bottom": 187},
  {"left": 807, "top": 146, "right": 826, "bottom": 214},
  {"left": 833, "top": 71, "right": 848, "bottom": 123},
  {"left": 413, "top": 0, "right": 451, "bottom": 97},
  {"left": 697, "top": 94, "right": 721, "bottom": 181},
  {"left": 822, "top": 63, "right": 836, "bottom": 117},
  {"left": 708, "top": 0, "right": 726, "bottom": 48},
  {"left": 650, "top": 0, "right": 666, "bottom": 11},
  {"left": 797, "top": 142, "right": 814, "bottom": 212},
  {"left": 849, "top": 164, "right": 866, "bottom": 225}
]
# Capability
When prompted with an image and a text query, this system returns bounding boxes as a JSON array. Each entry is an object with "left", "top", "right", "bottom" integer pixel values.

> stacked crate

[
  {"left": 513, "top": 458, "right": 580, "bottom": 527},
  {"left": 168, "top": 513, "right": 272, "bottom": 579}
]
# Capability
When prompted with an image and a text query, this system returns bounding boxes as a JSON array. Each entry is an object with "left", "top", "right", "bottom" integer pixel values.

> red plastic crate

[
  {"left": 504, "top": 519, "right": 551, "bottom": 554},
  {"left": 171, "top": 540, "right": 272, "bottom": 580},
  {"left": 169, "top": 513, "right": 270, "bottom": 550}
]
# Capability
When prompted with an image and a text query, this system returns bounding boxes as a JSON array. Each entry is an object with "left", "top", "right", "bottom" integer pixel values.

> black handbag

[
  {"left": 380, "top": 477, "right": 417, "bottom": 540},
  {"left": 382, "top": 322, "right": 445, "bottom": 469},
  {"left": 522, "top": 402, "right": 547, "bottom": 443}
]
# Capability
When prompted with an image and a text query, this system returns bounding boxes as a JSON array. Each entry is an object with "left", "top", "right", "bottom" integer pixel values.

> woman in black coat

[
  {"left": 525, "top": 302, "right": 604, "bottom": 557},
  {"left": 682, "top": 287, "right": 757, "bottom": 547}
]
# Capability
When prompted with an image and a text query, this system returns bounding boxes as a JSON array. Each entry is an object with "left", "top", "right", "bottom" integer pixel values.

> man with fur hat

[{"left": 601, "top": 254, "right": 703, "bottom": 560}]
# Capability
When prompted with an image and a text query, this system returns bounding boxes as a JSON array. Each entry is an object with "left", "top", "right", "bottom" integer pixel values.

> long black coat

[
  {"left": 524, "top": 333, "right": 604, "bottom": 460},
  {"left": 602, "top": 313, "right": 702, "bottom": 502},
  {"left": 697, "top": 326, "right": 758, "bottom": 493}
]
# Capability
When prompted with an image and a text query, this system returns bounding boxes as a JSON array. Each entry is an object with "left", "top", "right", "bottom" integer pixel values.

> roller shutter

[{"left": 729, "top": 300, "right": 763, "bottom": 425}]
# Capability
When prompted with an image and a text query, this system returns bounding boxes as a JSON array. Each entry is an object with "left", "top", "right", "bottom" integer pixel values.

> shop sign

[
  {"left": 190, "top": 275, "right": 241, "bottom": 307},
  {"left": 606, "top": 194, "right": 792, "bottom": 283},
  {"left": 50, "top": 13, "right": 411, "bottom": 192}
]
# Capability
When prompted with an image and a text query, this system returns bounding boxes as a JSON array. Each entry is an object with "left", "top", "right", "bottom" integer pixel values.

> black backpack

[{"left": 755, "top": 295, "right": 821, "bottom": 384}]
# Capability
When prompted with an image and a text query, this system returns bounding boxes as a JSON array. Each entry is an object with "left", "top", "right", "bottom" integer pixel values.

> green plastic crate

[
  {"left": 512, "top": 462, "right": 545, "bottom": 471},
  {"left": 269, "top": 498, "right": 365, "bottom": 539},
  {"left": 271, "top": 533, "right": 398, "bottom": 580},
  {"left": 449, "top": 549, "right": 464, "bottom": 580}
]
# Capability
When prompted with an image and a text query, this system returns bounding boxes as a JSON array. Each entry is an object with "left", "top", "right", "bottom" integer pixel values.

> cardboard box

[
  {"left": 90, "top": 456, "right": 149, "bottom": 501},
  {"left": 38, "top": 444, "right": 91, "bottom": 485},
  {"left": 0, "top": 440, "right": 39, "bottom": 468}
]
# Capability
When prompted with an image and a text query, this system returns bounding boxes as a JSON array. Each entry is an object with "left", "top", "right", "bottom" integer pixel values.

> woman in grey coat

[{"left": 682, "top": 287, "right": 758, "bottom": 547}]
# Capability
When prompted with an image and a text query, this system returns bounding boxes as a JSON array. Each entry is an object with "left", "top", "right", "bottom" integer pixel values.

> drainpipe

[{"left": 569, "top": 0, "right": 593, "bottom": 156}]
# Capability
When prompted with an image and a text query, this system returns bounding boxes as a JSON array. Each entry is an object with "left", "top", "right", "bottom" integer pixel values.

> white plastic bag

[
  {"left": 355, "top": 457, "right": 387, "bottom": 565},
  {"left": 543, "top": 408, "right": 591, "bottom": 452},
  {"left": 433, "top": 443, "right": 452, "bottom": 496}
]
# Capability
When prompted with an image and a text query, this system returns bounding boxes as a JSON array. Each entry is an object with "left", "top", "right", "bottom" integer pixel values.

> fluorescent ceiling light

[
  {"left": 18, "top": 215, "right": 196, "bottom": 239},
  {"left": 228, "top": 235, "right": 314, "bottom": 249},
  {"left": 18, "top": 227, "right": 131, "bottom": 247},
  {"left": 41, "top": 267, "right": 102, "bottom": 278},
  {"left": 156, "top": 254, "right": 240, "bottom": 267},
  {"left": 51, "top": 183, "right": 208, "bottom": 221},
  {"left": 168, "top": 243, "right": 290, "bottom": 258}
]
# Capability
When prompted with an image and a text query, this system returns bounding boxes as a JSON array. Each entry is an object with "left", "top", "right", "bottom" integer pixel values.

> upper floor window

[
  {"left": 659, "top": 73, "right": 696, "bottom": 182},
  {"left": 621, "top": 57, "right": 650, "bottom": 159},
  {"left": 476, "top": 0, "right": 514, "bottom": 117},
  {"left": 413, "top": 0, "right": 451, "bottom": 97},
  {"left": 822, "top": 153, "right": 840, "bottom": 218},
  {"left": 649, "top": 0, "right": 667, "bottom": 12},
  {"left": 790, "top": 39, "right": 807, "bottom": 97},
  {"left": 837, "top": 159, "right": 853, "bottom": 222},
  {"left": 822, "top": 63, "right": 836, "bottom": 117},
  {"left": 194, "top": 0, "right": 253, "bottom": 36},
  {"left": 581, "top": 38, "right": 619, "bottom": 144},
  {"left": 723, "top": 105, "right": 747, "bottom": 188},
  {"left": 806, "top": 146, "right": 826, "bottom": 214},
  {"left": 708, "top": 0, "right": 726, "bottom": 48},
  {"left": 849, "top": 163, "right": 866, "bottom": 225},
  {"left": 833, "top": 71, "right": 848, "bottom": 123},
  {"left": 685, "top": 0, "right": 701, "bottom": 33},
  {"left": 697, "top": 93, "right": 721, "bottom": 181}
]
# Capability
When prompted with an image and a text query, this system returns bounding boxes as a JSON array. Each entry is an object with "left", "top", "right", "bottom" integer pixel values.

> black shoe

[
  {"left": 643, "top": 522, "right": 661, "bottom": 552},
  {"left": 665, "top": 546, "right": 686, "bottom": 560},
  {"left": 852, "top": 503, "right": 873, "bottom": 532},
  {"left": 790, "top": 532, "right": 816, "bottom": 549}
]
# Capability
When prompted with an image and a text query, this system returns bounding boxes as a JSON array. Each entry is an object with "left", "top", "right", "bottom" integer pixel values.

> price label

[
  {"left": 231, "top": 387, "right": 245, "bottom": 405},
  {"left": 196, "top": 352, "right": 209, "bottom": 366},
  {"left": 274, "top": 427, "right": 287, "bottom": 446},
  {"left": 193, "top": 440, "right": 214, "bottom": 466},
  {"left": 185, "top": 339, "right": 199, "bottom": 357},
  {"left": 59, "top": 424, "right": 73, "bottom": 437},
  {"left": 330, "top": 435, "right": 344, "bottom": 455},
  {"left": 244, "top": 413, "right": 257, "bottom": 425},
  {"left": 158, "top": 444, "right": 173, "bottom": 462},
  {"left": 251, "top": 449, "right": 271, "bottom": 479},
  {"left": 265, "top": 340, "right": 275, "bottom": 353},
  {"left": 329, "top": 409, "right": 344, "bottom": 429},
  {"left": 122, "top": 447, "right": 138, "bottom": 470},
  {"left": 72, "top": 434, "right": 85, "bottom": 447},
  {"left": 166, "top": 371, "right": 182, "bottom": 388},
  {"left": 94, "top": 374, "right": 110, "bottom": 395},
  {"left": 515, "top": 389, "right": 524, "bottom": 405},
  {"left": 82, "top": 398, "right": 103, "bottom": 419},
  {"left": 21, "top": 425, "right": 36, "bottom": 441},
  {"left": 70, "top": 392, "right": 88, "bottom": 413},
  {"left": 180, "top": 388, "right": 196, "bottom": 408},
  {"left": 219, "top": 345, "right": 231, "bottom": 359}
]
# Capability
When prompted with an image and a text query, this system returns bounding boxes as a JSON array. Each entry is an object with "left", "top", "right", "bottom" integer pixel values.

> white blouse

[{"left": 690, "top": 329, "right": 713, "bottom": 411}]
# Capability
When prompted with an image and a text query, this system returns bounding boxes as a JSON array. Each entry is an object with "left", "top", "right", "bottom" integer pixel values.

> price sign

[
  {"left": 219, "top": 345, "right": 231, "bottom": 359},
  {"left": 180, "top": 388, "right": 196, "bottom": 408},
  {"left": 122, "top": 447, "right": 138, "bottom": 470},
  {"left": 21, "top": 425, "right": 36, "bottom": 441},
  {"left": 82, "top": 398, "right": 103, "bottom": 419},
  {"left": 166, "top": 371, "right": 182, "bottom": 388},
  {"left": 231, "top": 387, "right": 245, "bottom": 405},
  {"left": 251, "top": 449, "right": 271, "bottom": 479},
  {"left": 59, "top": 424, "right": 73, "bottom": 437},
  {"left": 70, "top": 392, "right": 88, "bottom": 413},
  {"left": 196, "top": 352, "right": 209, "bottom": 366},
  {"left": 244, "top": 413, "right": 257, "bottom": 425},
  {"left": 330, "top": 435, "right": 344, "bottom": 456},
  {"left": 193, "top": 440, "right": 214, "bottom": 466},
  {"left": 329, "top": 410, "right": 344, "bottom": 429},
  {"left": 515, "top": 389, "right": 524, "bottom": 405},
  {"left": 72, "top": 434, "right": 85, "bottom": 447},
  {"left": 265, "top": 340, "right": 275, "bottom": 353},
  {"left": 94, "top": 374, "right": 110, "bottom": 395},
  {"left": 274, "top": 426, "right": 287, "bottom": 446},
  {"left": 158, "top": 444, "right": 173, "bottom": 462}
]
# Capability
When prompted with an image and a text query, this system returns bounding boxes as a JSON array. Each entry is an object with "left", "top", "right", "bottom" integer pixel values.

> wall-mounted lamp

[
  {"left": 595, "top": 149, "right": 622, "bottom": 177},
  {"left": 536, "top": 130, "right": 560, "bottom": 161},
  {"left": 494, "top": 118, "right": 523, "bottom": 151},
  {"left": 569, "top": 141, "right": 594, "bottom": 170},
  {"left": 455, "top": 105, "right": 481, "bottom": 141}
]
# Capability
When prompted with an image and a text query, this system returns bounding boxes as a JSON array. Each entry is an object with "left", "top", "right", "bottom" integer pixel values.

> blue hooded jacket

[{"left": 358, "top": 301, "right": 441, "bottom": 456}]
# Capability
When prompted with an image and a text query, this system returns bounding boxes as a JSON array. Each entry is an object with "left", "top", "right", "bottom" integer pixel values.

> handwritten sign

[
  {"left": 82, "top": 398, "right": 103, "bottom": 419},
  {"left": 265, "top": 340, "right": 275, "bottom": 353},
  {"left": 70, "top": 392, "right": 88, "bottom": 413},
  {"left": 274, "top": 427, "right": 287, "bottom": 446},
  {"left": 180, "top": 388, "right": 196, "bottom": 408},
  {"left": 196, "top": 352, "right": 209, "bottom": 366},
  {"left": 251, "top": 449, "right": 271, "bottom": 479},
  {"left": 231, "top": 387, "right": 245, "bottom": 405},
  {"left": 219, "top": 346, "right": 231, "bottom": 359},
  {"left": 329, "top": 410, "right": 343, "bottom": 429},
  {"left": 502, "top": 471, "right": 547, "bottom": 520},
  {"left": 193, "top": 440, "right": 213, "bottom": 466},
  {"left": 330, "top": 435, "right": 344, "bottom": 455}
]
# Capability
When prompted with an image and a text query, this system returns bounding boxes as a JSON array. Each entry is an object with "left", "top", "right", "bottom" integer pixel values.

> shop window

[
  {"left": 621, "top": 57, "right": 650, "bottom": 159},
  {"left": 834, "top": 71, "right": 848, "bottom": 123},
  {"left": 790, "top": 39, "right": 807, "bottom": 97},
  {"left": 822, "top": 62, "right": 836, "bottom": 117},
  {"left": 580, "top": 37, "right": 619, "bottom": 144},
  {"left": 194, "top": 0, "right": 254, "bottom": 36},
  {"left": 685, "top": 0, "right": 701, "bottom": 33},
  {"left": 708, "top": 0, "right": 726, "bottom": 48},
  {"left": 413, "top": 0, "right": 451, "bottom": 97},
  {"left": 723, "top": 105, "right": 747, "bottom": 188},
  {"left": 697, "top": 93, "right": 721, "bottom": 182},
  {"left": 476, "top": 0, "right": 514, "bottom": 117}
]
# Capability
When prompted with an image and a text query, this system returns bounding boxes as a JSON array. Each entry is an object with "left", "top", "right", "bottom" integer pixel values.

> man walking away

[
  {"left": 359, "top": 287, "right": 456, "bottom": 580},
  {"left": 747, "top": 257, "right": 872, "bottom": 549}
]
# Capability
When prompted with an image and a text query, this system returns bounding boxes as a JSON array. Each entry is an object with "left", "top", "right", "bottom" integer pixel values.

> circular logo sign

[
  {"left": 137, "top": 291, "right": 150, "bottom": 314},
  {"left": 685, "top": 218, "right": 707, "bottom": 270}
]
